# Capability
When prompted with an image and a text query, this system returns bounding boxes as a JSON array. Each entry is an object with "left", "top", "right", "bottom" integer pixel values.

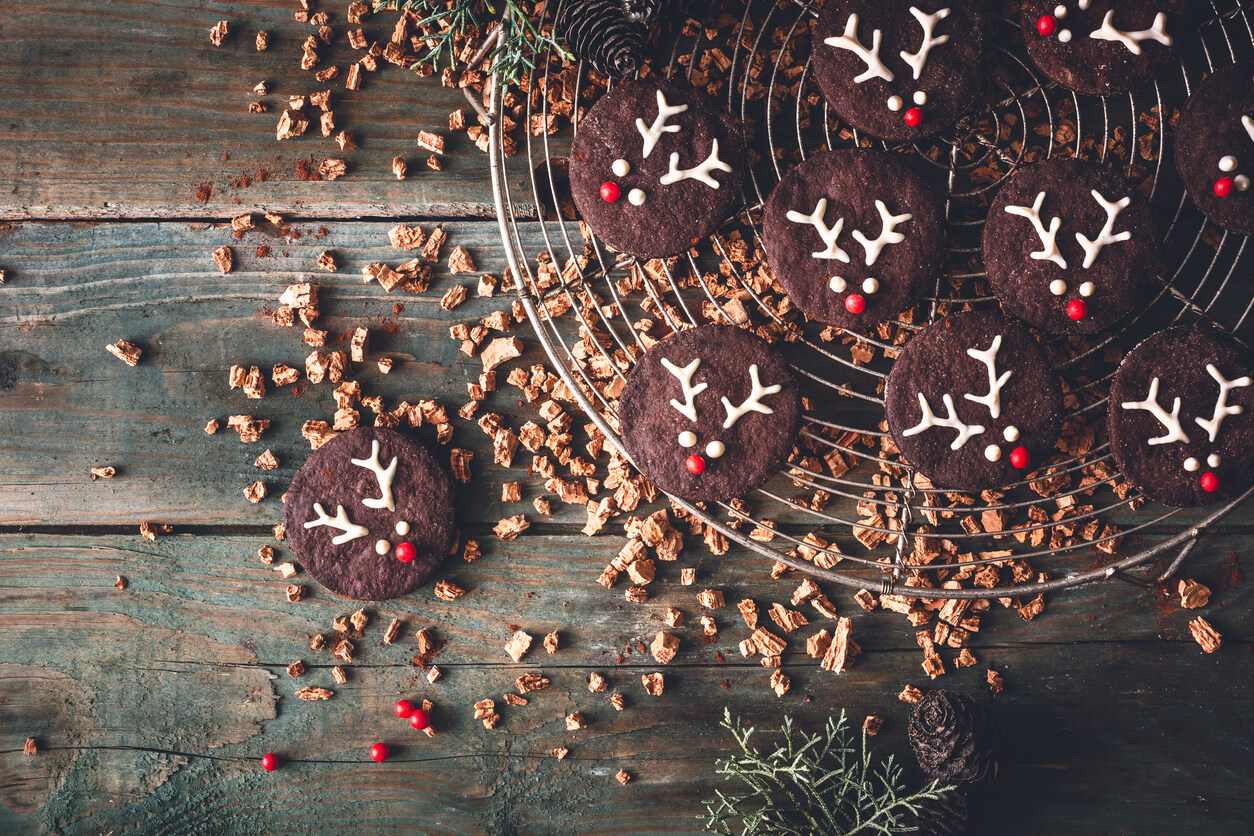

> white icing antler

[
  {"left": 823, "top": 14, "right": 894, "bottom": 84},
  {"left": 900, "top": 7, "right": 951, "bottom": 80},
  {"left": 963, "top": 335, "right": 1012, "bottom": 419},
  {"left": 786, "top": 198, "right": 850, "bottom": 262},
  {"left": 660, "top": 357, "right": 708, "bottom": 422},
  {"left": 1004, "top": 192, "right": 1066, "bottom": 269},
  {"left": 1089, "top": 10, "right": 1172, "bottom": 56},
  {"left": 1121, "top": 377, "right": 1190, "bottom": 445},
  {"left": 659, "top": 139, "right": 733, "bottom": 189},
  {"left": 1076, "top": 190, "right": 1131, "bottom": 269},
  {"left": 351, "top": 438, "right": 399, "bottom": 511},
  {"left": 721, "top": 364, "right": 782, "bottom": 428},
  {"left": 1243, "top": 114, "right": 1254, "bottom": 144},
  {"left": 1196, "top": 364, "right": 1252, "bottom": 443},
  {"left": 635, "top": 90, "right": 688, "bottom": 159},
  {"left": 304, "top": 503, "right": 370, "bottom": 545},
  {"left": 902, "top": 393, "right": 985, "bottom": 450},
  {"left": 851, "top": 200, "right": 912, "bottom": 266}
]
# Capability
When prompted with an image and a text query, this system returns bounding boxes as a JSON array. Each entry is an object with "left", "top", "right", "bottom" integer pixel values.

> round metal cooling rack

[{"left": 471, "top": 0, "right": 1254, "bottom": 599}]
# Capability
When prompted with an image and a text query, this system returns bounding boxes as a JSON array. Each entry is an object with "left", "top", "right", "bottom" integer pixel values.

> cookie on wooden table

[
  {"left": 568, "top": 77, "right": 746, "bottom": 259},
  {"left": 761, "top": 149, "right": 943, "bottom": 330},
  {"left": 1175, "top": 61, "right": 1254, "bottom": 236},
  {"left": 885, "top": 311, "right": 1062, "bottom": 491},
  {"left": 1109, "top": 326, "right": 1254, "bottom": 507},
  {"left": 983, "top": 158, "right": 1161, "bottom": 334},
  {"left": 617, "top": 325, "right": 801, "bottom": 503},
  {"left": 811, "top": 0, "right": 987, "bottom": 141},
  {"left": 285, "top": 427, "right": 456, "bottom": 601}
]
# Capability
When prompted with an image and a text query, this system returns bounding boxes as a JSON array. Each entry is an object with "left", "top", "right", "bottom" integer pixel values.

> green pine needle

[{"left": 703, "top": 707, "right": 957, "bottom": 835}]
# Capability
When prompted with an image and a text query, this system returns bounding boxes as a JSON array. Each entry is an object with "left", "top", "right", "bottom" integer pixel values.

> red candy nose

[
  {"left": 1066, "top": 299, "right": 1087, "bottom": 321},
  {"left": 1200, "top": 472, "right": 1220, "bottom": 493},
  {"left": 395, "top": 542, "right": 416, "bottom": 563},
  {"left": 903, "top": 107, "right": 923, "bottom": 127},
  {"left": 845, "top": 293, "right": 866, "bottom": 314},
  {"left": 1214, "top": 177, "right": 1234, "bottom": 197},
  {"left": 1036, "top": 15, "right": 1058, "bottom": 36},
  {"left": 686, "top": 454, "right": 706, "bottom": 475},
  {"left": 1009, "top": 447, "right": 1030, "bottom": 469}
]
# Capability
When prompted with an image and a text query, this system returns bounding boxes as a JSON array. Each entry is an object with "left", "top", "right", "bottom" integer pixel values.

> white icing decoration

[
  {"left": 375, "top": 539, "right": 390, "bottom": 555},
  {"left": 787, "top": 198, "right": 851, "bottom": 262},
  {"left": 351, "top": 439, "right": 399, "bottom": 511},
  {"left": 660, "top": 357, "right": 708, "bottom": 422},
  {"left": 900, "top": 7, "right": 951, "bottom": 80},
  {"left": 862, "top": 278, "right": 880, "bottom": 294},
  {"left": 851, "top": 200, "right": 912, "bottom": 266},
  {"left": 1003, "top": 425, "right": 1020, "bottom": 442},
  {"left": 720, "top": 364, "right": 782, "bottom": 429},
  {"left": 984, "top": 444, "right": 1002, "bottom": 462},
  {"left": 678, "top": 430, "right": 697, "bottom": 448},
  {"left": 1049, "top": 279, "right": 1068, "bottom": 296},
  {"left": 829, "top": 276, "right": 848, "bottom": 292},
  {"left": 660, "top": 139, "right": 732, "bottom": 190},
  {"left": 1079, "top": 281, "right": 1095, "bottom": 297},
  {"left": 823, "top": 14, "right": 894, "bottom": 83},
  {"left": 1121, "top": 377, "right": 1190, "bottom": 445},
  {"left": 1054, "top": 4, "right": 1067, "bottom": 17},
  {"left": 612, "top": 158, "right": 630, "bottom": 177},
  {"left": 913, "top": 90, "right": 928, "bottom": 105},
  {"left": 1058, "top": 29, "right": 1072, "bottom": 43},
  {"left": 888, "top": 95, "right": 903, "bottom": 112},
  {"left": 705, "top": 440, "right": 725, "bottom": 459},
  {"left": 1184, "top": 457, "right": 1200, "bottom": 472},
  {"left": 1243, "top": 115, "right": 1254, "bottom": 143},
  {"left": 1089, "top": 10, "right": 1172, "bottom": 56},
  {"left": 628, "top": 188, "right": 646, "bottom": 205},
  {"left": 635, "top": 90, "right": 688, "bottom": 159},
  {"left": 1005, "top": 191, "right": 1066, "bottom": 269},
  {"left": 1219, "top": 155, "right": 1237, "bottom": 172},
  {"left": 304, "top": 503, "right": 369, "bottom": 545},
  {"left": 1076, "top": 190, "right": 1131, "bottom": 269},
  {"left": 964, "top": 335, "right": 1012, "bottom": 419},
  {"left": 1236, "top": 175, "right": 1251, "bottom": 191},
  {"left": 902, "top": 393, "right": 985, "bottom": 450},
  {"left": 1208, "top": 453, "right": 1221, "bottom": 468},
  {"left": 1077, "top": 0, "right": 1091, "bottom": 9},
  {"left": 395, "top": 521, "right": 410, "bottom": 535},
  {"left": 1195, "top": 363, "right": 1251, "bottom": 443}
]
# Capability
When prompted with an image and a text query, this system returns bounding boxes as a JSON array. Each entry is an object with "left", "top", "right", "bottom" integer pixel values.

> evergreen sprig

[{"left": 704, "top": 708, "right": 957, "bottom": 836}]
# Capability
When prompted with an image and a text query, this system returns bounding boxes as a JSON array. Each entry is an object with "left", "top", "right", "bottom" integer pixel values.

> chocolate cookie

[
  {"left": 811, "top": 0, "right": 986, "bottom": 141},
  {"left": 983, "top": 158, "right": 1161, "bottom": 334},
  {"left": 284, "top": 427, "right": 456, "bottom": 601},
  {"left": 1108, "top": 326, "right": 1254, "bottom": 507},
  {"left": 1021, "top": 1, "right": 1184, "bottom": 96},
  {"left": 762, "top": 149, "right": 943, "bottom": 330},
  {"left": 617, "top": 325, "right": 801, "bottom": 503},
  {"left": 1175, "top": 61, "right": 1254, "bottom": 236},
  {"left": 569, "top": 77, "right": 746, "bottom": 259},
  {"left": 885, "top": 311, "right": 1062, "bottom": 491}
]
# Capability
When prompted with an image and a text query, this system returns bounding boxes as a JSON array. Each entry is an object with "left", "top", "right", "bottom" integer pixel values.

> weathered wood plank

[{"left": 0, "top": 0, "right": 545, "bottom": 220}]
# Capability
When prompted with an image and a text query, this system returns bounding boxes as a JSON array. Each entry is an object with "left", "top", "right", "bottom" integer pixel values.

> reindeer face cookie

[
  {"left": 285, "top": 427, "right": 456, "bottom": 600},
  {"left": 984, "top": 158, "right": 1161, "bottom": 334},
  {"left": 885, "top": 311, "right": 1063, "bottom": 491},
  {"left": 569, "top": 78, "right": 746, "bottom": 259},
  {"left": 1176, "top": 61, "right": 1254, "bottom": 236},
  {"left": 1109, "top": 326, "right": 1254, "bottom": 507},
  {"left": 617, "top": 325, "right": 801, "bottom": 503},
  {"left": 811, "top": 0, "right": 987, "bottom": 141}
]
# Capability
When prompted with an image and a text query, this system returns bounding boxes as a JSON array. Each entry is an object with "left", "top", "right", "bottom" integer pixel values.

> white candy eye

[
  {"left": 862, "top": 278, "right": 879, "bottom": 294},
  {"left": 375, "top": 539, "right": 391, "bottom": 555},
  {"left": 1003, "top": 425, "right": 1020, "bottom": 442},
  {"left": 829, "top": 276, "right": 847, "bottom": 292},
  {"left": 913, "top": 91, "right": 927, "bottom": 105},
  {"left": 612, "top": 159, "right": 630, "bottom": 177},
  {"left": 1049, "top": 279, "right": 1067, "bottom": 296},
  {"left": 395, "top": 521, "right": 410, "bottom": 535},
  {"left": 887, "top": 96, "right": 903, "bottom": 112},
  {"left": 1208, "top": 453, "right": 1221, "bottom": 468},
  {"left": 628, "top": 188, "right": 646, "bottom": 206},
  {"left": 678, "top": 431, "right": 697, "bottom": 448},
  {"left": 705, "top": 440, "right": 725, "bottom": 459},
  {"left": 984, "top": 444, "right": 1002, "bottom": 462},
  {"left": 1219, "top": 155, "right": 1237, "bottom": 173},
  {"left": 1079, "top": 282, "right": 1095, "bottom": 297},
  {"left": 1054, "top": 4, "right": 1066, "bottom": 17},
  {"left": 1058, "top": 29, "right": 1072, "bottom": 42},
  {"left": 1184, "top": 457, "right": 1200, "bottom": 472},
  {"left": 1236, "top": 175, "right": 1251, "bottom": 191}
]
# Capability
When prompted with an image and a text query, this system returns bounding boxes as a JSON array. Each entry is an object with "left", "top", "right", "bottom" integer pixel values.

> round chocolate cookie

[
  {"left": 569, "top": 77, "right": 745, "bottom": 259},
  {"left": 285, "top": 427, "right": 456, "bottom": 601},
  {"left": 811, "top": 0, "right": 986, "bottom": 142},
  {"left": 762, "top": 149, "right": 943, "bottom": 330},
  {"left": 617, "top": 325, "right": 801, "bottom": 503},
  {"left": 885, "top": 311, "right": 1062, "bottom": 491},
  {"left": 1108, "top": 326, "right": 1254, "bottom": 507},
  {"left": 1020, "top": 0, "right": 1184, "bottom": 96},
  {"left": 1176, "top": 61, "right": 1254, "bottom": 236},
  {"left": 983, "top": 158, "right": 1161, "bottom": 335}
]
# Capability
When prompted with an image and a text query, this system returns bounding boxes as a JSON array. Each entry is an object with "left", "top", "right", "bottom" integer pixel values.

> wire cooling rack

[{"left": 475, "top": 0, "right": 1254, "bottom": 599}]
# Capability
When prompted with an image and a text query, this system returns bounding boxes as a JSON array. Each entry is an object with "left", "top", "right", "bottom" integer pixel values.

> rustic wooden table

[{"left": 1, "top": 2, "right": 1251, "bottom": 834}]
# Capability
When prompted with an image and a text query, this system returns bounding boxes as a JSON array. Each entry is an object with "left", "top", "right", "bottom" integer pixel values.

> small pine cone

[
  {"left": 620, "top": 0, "right": 693, "bottom": 26},
  {"left": 556, "top": 0, "right": 646, "bottom": 79},
  {"left": 898, "top": 791, "right": 971, "bottom": 836},
  {"left": 908, "top": 690, "right": 1000, "bottom": 784}
]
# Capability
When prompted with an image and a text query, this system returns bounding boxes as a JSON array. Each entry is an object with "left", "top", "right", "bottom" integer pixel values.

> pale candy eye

[
  {"left": 1184, "top": 457, "right": 1200, "bottom": 472},
  {"left": 1208, "top": 453, "right": 1221, "bottom": 468},
  {"left": 678, "top": 431, "right": 697, "bottom": 448},
  {"left": 1002, "top": 426, "right": 1020, "bottom": 442},
  {"left": 705, "top": 440, "right": 725, "bottom": 459}
]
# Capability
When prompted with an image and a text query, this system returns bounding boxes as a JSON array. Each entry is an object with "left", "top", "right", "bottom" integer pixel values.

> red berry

[
  {"left": 395, "top": 542, "right": 417, "bottom": 563},
  {"left": 1036, "top": 14, "right": 1057, "bottom": 36},
  {"left": 1009, "top": 447, "right": 1030, "bottom": 469},
  {"left": 370, "top": 743, "right": 389, "bottom": 763},
  {"left": 600, "top": 181, "right": 620, "bottom": 203},
  {"left": 902, "top": 107, "right": 923, "bottom": 127},
  {"left": 1214, "top": 177, "right": 1234, "bottom": 197},
  {"left": 685, "top": 454, "right": 705, "bottom": 475},
  {"left": 844, "top": 293, "right": 866, "bottom": 314},
  {"left": 261, "top": 753, "right": 279, "bottom": 772},
  {"left": 1066, "top": 299, "right": 1087, "bottom": 321},
  {"left": 395, "top": 699, "right": 415, "bottom": 719},
  {"left": 409, "top": 708, "right": 431, "bottom": 731},
  {"left": 1200, "top": 472, "right": 1220, "bottom": 493}
]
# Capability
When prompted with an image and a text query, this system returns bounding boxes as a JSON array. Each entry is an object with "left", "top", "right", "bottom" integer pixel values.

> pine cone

[
  {"left": 908, "top": 690, "right": 1000, "bottom": 783},
  {"left": 555, "top": 0, "right": 646, "bottom": 79},
  {"left": 620, "top": 0, "right": 693, "bottom": 26},
  {"left": 899, "top": 791, "right": 971, "bottom": 836}
]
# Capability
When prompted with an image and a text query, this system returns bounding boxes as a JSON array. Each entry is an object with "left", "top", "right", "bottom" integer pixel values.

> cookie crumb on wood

[
  {"left": 615, "top": 769, "right": 630, "bottom": 785},
  {"left": 243, "top": 481, "right": 267, "bottom": 503},
  {"left": 433, "top": 580, "right": 465, "bottom": 601},
  {"left": 286, "top": 661, "right": 305, "bottom": 677},
  {"left": 383, "top": 618, "right": 403, "bottom": 645},
  {"left": 551, "top": 747, "right": 568, "bottom": 760},
  {"left": 987, "top": 669, "right": 1005, "bottom": 694},
  {"left": 516, "top": 673, "right": 549, "bottom": 693},
  {"left": 650, "top": 631, "right": 679, "bottom": 664},
  {"left": 504, "top": 630, "right": 532, "bottom": 662},
  {"left": 863, "top": 715, "right": 884, "bottom": 736},
  {"left": 392, "top": 156, "right": 407, "bottom": 179},
  {"left": 317, "top": 251, "right": 338, "bottom": 272},
  {"left": 588, "top": 672, "right": 606, "bottom": 692},
  {"left": 416, "top": 130, "right": 444, "bottom": 153},
  {"left": 1178, "top": 578, "right": 1211, "bottom": 609},
  {"left": 642, "top": 672, "right": 664, "bottom": 695},
  {"left": 209, "top": 20, "right": 229, "bottom": 45},
  {"left": 332, "top": 666, "right": 348, "bottom": 684},
  {"left": 448, "top": 246, "right": 475, "bottom": 274},
  {"left": 1189, "top": 617, "right": 1222, "bottom": 653},
  {"left": 24, "top": 738, "right": 36, "bottom": 756},
  {"left": 899, "top": 684, "right": 924, "bottom": 703},
  {"left": 566, "top": 712, "right": 586, "bottom": 731},
  {"left": 286, "top": 585, "right": 305, "bottom": 602},
  {"left": 212, "top": 246, "right": 233, "bottom": 274},
  {"left": 90, "top": 466, "right": 116, "bottom": 480},
  {"left": 494, "top": 514, "right": 529, "bottom": 540},
  {"left": 295, "top": 687, "right": 333, "bottom": 700},
  {"left": 544, "top": 629, "right": 559, "bottom": 654},
  {"left": 114, "top": 575, "right": 127, "bottom": 590},
  {"left": 106, "top": 340, "right": 142, "bottom": 366},
  {"left": 769, "top": 669, "right": 790, "bottom": 697},
  {"left": 481, "top": 336, "right": 523, "bottom": 373}
]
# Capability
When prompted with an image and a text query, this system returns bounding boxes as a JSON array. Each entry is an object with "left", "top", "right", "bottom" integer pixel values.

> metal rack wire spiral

[{"left": 475, "top": 0, "right": 1254, "bottom": 600}]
